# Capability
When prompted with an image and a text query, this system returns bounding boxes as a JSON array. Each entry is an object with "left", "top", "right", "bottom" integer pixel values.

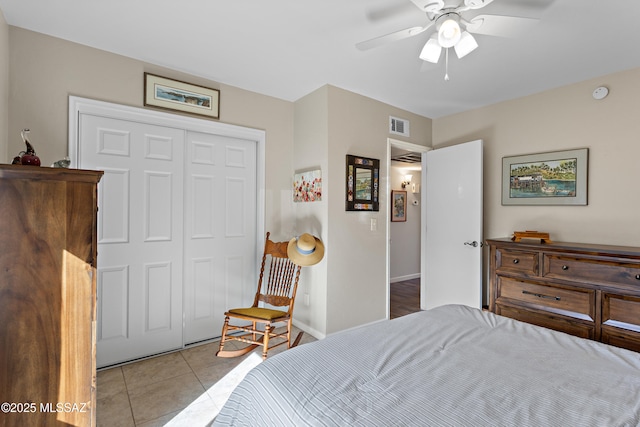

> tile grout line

[{"left": 119, "top": 366, "right": 137, "bottom": 427}]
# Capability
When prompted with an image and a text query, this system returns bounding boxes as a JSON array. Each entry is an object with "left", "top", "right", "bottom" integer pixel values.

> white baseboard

[{"left": 292, "top": 319, "right": 325, "bottom": 340}]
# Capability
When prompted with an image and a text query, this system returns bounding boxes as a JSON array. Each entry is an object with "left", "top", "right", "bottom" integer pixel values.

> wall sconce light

[{"left": 401, "top": 174, "right": 412, "bottom": 189}]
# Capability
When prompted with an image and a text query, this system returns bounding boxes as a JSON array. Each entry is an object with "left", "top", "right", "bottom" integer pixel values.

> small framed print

[
  {"left": 391, "top": 190, "right": 407, "bottom": 222},
  {"left": 293, "top": 169, "right": 322, "bottom": 202},
  {"left": 346, "top": 155, "right": 379, "bottom": 211},
  {"left": 144, "top": 73, "right": 220, "bottom": 119}
]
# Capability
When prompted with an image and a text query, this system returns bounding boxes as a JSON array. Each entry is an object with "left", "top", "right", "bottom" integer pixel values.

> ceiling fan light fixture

[
  {"left": 438, "top": 16, "right": 461, "bottom": 48},
  {"left": 419, "top": 36, "right": 442, "bottom": 63},
  {"left": 454, "top": 31, "right": 478, "bottom": 58}
]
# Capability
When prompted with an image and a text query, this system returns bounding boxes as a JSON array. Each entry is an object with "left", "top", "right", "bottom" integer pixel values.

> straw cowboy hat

[{"left": 287, "top": 233, "right": 325, "bottom": 266}]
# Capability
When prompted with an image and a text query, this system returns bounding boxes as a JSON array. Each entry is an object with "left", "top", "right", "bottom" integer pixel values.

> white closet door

[
  {"left": 79, "top": 114, "right": 185, "bottom": 367},
  {"left": 184, "top": 131, "right": 257, "bottom": 344}
]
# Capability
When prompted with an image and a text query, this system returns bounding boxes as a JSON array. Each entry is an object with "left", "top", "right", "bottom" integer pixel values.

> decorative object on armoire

[
  {"left": 0, "top": 165, "right": 103, "bottom": 426},
  {"left": 391, "top": 190, "right": 407, "bottom": 222},
  {"left": 293, "top": 169, "right": 322, "bottom": 202},
  {"left": 287, "top": 233, "right": 325, "bottom": 266},
  {"left": 502, "top": 148, "right": 588, "bottom": 206},
  {"left": 511, "top": 230, "right": 551, "bottom": 243},
  {"left": 51, "top": 156, "right": 71, "bottom": 168},
  {"left": 346, "top": 154, "right": 380, "bottom": 211},
  {"left": 12, "top": 128, "right": 42, "bottom": 166},
  {"left": 488, "top": 237, "right": 640, "bottom": 353},
  {"left": 144, "top": 73, "right": 220, "bottom": 119}
]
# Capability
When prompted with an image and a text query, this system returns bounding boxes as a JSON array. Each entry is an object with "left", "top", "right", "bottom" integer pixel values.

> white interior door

[
  {"left": 184, "top": 131, "right": 257, "bottom": 344},
  {"left": 79, "top": 114, "right": 185, "bottom": 367},
  {"left": 423, "top": 140, "right": 483, "bottom": 310}
]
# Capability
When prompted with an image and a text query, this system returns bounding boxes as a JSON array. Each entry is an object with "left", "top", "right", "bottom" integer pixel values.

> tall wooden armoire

[{"left": 0, "top": 165, "right": 103, "bottom": 427}]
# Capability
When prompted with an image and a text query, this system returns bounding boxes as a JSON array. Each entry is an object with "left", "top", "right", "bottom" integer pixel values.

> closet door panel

[
  {"left": 184, "top": 132, "right": 257, "bottom": 344},
  {"left": 79, "top": 114, "right": 185, "bottom": 367}
]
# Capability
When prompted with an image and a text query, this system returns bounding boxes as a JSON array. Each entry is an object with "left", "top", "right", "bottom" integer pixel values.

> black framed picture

[{"left": 346, "top": 154, "right": 379, "bottom": 211}]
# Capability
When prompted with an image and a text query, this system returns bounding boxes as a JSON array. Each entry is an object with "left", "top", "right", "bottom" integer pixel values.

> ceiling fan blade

[
  {"left": 466, "top": 14, "right": 538, "bottom": 37},
  {"left": 409, "top": 0, "right": 444, "bottom": 13},
  {"left": 464, "top": 0, "right": 496, "bottom": 10},
  {"left": 356, "top": 23, "right": 434, "bottom": 51}
]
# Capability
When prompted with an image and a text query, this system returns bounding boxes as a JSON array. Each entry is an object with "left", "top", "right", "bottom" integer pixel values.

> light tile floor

[{"left": 97, "top": 327, "right": 316, "bottom": 427}]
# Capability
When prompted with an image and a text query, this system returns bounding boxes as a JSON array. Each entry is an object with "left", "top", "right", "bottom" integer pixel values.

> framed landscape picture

[
  {"left": 144, "top": 73, "right": 220, "bottom": 119},
  {"left": 502, "top": 148, "right": 588, "bottom": 205}
]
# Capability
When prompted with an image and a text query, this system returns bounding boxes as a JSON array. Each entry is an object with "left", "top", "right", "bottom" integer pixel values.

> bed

[{"left": 213, "top": 304, "right": 640, "bottom": 426}]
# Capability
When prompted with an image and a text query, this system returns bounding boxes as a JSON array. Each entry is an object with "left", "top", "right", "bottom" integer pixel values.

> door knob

[{"left": 464, "top": 241, "right": 482, "bottom": 247}]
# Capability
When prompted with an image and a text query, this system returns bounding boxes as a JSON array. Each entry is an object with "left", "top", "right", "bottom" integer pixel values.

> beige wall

[
  {"left": 292, "top": 86, "right": 432, "bottom": 337},
  {"left": 0, "top": 10, "right": 8, "bottom": 162},
  {"left": 433, "top": 67, "right": 640, "bottom": 248},
  {"left": 325, "top": 86, "right": 431, "bottom": 334},
  {"left": 292, "top": 86, "right": 330, "bottom": 337},
  {"left": 8, "top": 26, "right": 295, "bottom": 238}
]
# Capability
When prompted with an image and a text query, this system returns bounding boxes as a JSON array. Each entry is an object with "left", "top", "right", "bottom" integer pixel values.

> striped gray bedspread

[{"left": 213, "top": 304, "right": 640, "bottom": 426}]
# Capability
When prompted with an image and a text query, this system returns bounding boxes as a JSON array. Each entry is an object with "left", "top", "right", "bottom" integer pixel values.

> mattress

[{"left": 213, "top": 304, "right": 640, "bottom": 426}]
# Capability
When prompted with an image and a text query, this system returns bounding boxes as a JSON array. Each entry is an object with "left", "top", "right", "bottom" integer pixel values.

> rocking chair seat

[{"left": 228, "top": 307, "right": 288, "bottom": 321}]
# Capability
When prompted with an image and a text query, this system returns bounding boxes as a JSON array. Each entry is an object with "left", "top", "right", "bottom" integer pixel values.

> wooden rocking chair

[{"left": 216, "top": 232, "right": 303, "bottom": 360}]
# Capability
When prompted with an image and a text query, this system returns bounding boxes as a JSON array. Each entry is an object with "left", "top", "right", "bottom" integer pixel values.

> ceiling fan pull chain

[{"left": 444, "top": 48, "right": 450, "bottom": 81}]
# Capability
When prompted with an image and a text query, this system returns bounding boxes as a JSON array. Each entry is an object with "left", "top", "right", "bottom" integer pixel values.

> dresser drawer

[
  {"left": 495, "top": 248, "right": 539, "bottom": 276},
  {"left": 601, "top": 328, "right": 640, "bottom": 353},
  {"left": 496, "top": 276, "right": 595, "bottom": 322},
  {"left": 496, "top": 304, "right": 595, "bottom": 340},
  {"left": 601, "top": 293, "right": 640, "bottom": 352},
  {"left": 602, "top": 293, "right": 640, "bottom": 333},
  {"left": 543, "top": 254, "right": 640, "bottom": 289}
]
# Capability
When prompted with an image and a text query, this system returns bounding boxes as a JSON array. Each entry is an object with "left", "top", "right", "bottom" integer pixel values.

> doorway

[
  {"left": 387, "top": 139, "right": 484, "bottom": 318},
  {"left": 387, "top": 139, "right": 430, "bottom": 319}
]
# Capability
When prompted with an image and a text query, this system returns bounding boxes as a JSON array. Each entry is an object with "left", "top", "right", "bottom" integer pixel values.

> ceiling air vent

[{"left": 389, "top": 116, "right": 410, "bottom": 137}]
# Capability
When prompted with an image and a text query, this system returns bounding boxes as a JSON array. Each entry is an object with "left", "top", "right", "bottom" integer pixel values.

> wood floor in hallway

[{"left": 390, "top": 278, "right": 420, "bottom": 319}]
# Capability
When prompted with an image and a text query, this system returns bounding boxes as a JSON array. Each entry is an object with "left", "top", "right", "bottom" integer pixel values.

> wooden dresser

[
  {"left": 488, "top": 237, "right": 640, "bottom": 353},
  {"left": 0, "top": 165, "right": 102, "bottom": 426}
]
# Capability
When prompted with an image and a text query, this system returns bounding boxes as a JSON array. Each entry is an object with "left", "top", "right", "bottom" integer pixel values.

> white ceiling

[{"left": 1, "top": 0, "right": 639, "bottom": 118}]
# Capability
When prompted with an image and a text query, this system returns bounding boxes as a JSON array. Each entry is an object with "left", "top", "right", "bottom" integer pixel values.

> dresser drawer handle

[
  {"left": 513, "top": 259, "right": 519, "bottom": 264},
  {"left": 636, "top": 274, "right": 640, "bottom": 280},
  {"left": 522, "top": 290, "right": 561, "bottom": 301},
  {"left": 562, "top": 265, "right": 569, "bottom": 271}
]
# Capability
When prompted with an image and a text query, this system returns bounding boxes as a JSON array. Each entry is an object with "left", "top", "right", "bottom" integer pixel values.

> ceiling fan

[{"left": 357, "top": 0, "right": 538, "bottom": 79}]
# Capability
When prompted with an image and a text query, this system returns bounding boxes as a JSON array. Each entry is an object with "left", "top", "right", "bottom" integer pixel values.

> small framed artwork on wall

[
  {"left": 144, "top": 73, "right": 220, "bottom": 119},
  {"left": 346, "top": 154, "right": 380, "bottom": 211},
  {"left": 293, "top": 169, "right": 322, "bottom": 202},
  {"left": 391, "top": 190, "right": 407, "bottom": 222}
]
